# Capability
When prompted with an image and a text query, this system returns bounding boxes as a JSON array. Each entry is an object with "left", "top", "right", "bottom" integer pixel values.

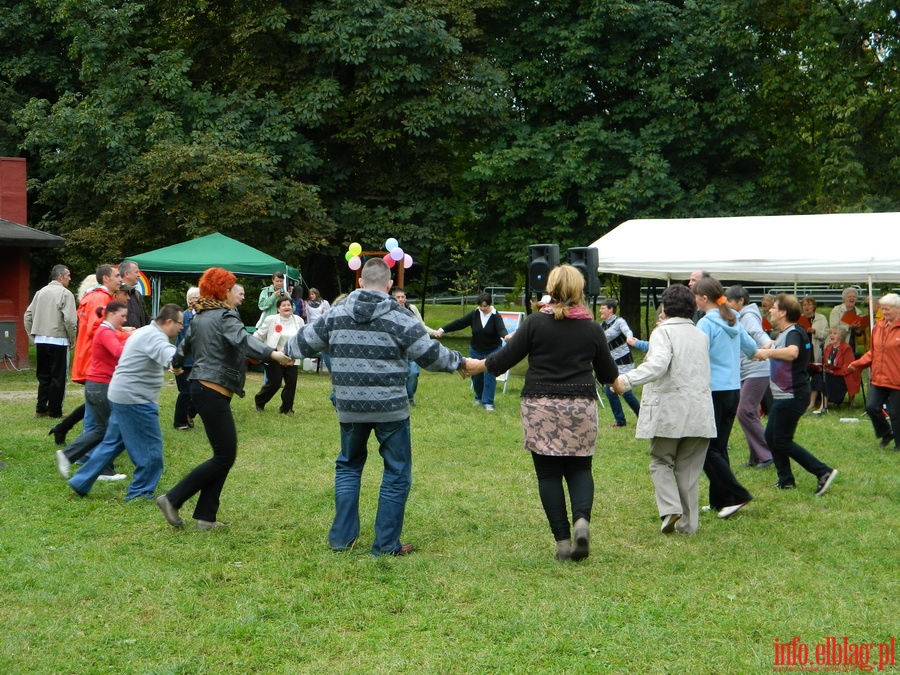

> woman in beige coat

[{"left": 612, "top": 284, "right": 716, "bottom": 535}]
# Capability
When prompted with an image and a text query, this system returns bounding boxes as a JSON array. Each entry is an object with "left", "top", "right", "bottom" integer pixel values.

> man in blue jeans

[
  {"left": 600, "top": 299, "right": 641, "bottom": 427},
  {"left": 68, "top": 305, "right": 184, "bottom": 500},
  {"left": 285, "top": 259, "right": 468, "bottom": 556}
]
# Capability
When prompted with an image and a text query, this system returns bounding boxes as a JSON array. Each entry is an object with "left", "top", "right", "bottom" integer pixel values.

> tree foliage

[{"left": 1, "top": 0, "right": 897, "bottom": 293}]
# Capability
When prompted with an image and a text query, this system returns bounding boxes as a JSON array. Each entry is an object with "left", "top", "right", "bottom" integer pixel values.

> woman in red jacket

[
  {"left": 822, "top": 325, "right": 861, "bottom": 410},
  {"left": 848, "top": 294, "right": 900, "bottom": 449},
  {"left": 55, "top": 301, "right": 130, "bottom": 479}
]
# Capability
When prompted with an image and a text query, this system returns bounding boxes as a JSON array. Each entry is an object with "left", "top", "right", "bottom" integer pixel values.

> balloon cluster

[{"left": 345, "top": 238, "right": 414, "bottom": 271}]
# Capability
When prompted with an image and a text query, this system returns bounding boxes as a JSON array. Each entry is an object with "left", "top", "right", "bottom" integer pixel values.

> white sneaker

[
  {"left": 717, "top": 501, "right": 751, "bottom": 519},
  {"left": 55, "top": 450, "right": 71, "bottom": 479},
  {"left": 660, "top": 513, "right": 682, "bottom": 534},
  {"left": 483, "top": 404, "right": 495, "bottom": 412},
  {"left": 97, "top": 472, "right": 127, "bottom": 482}
]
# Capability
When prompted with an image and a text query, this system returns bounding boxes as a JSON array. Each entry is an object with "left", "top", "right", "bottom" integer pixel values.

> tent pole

[{"left": 152, "top": 276, "right": 161, "bottom": 317}]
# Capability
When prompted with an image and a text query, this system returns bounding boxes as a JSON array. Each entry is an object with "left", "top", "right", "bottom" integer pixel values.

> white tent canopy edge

[{"left": 588, "top": 212, "right": 900, "bottom": 284}]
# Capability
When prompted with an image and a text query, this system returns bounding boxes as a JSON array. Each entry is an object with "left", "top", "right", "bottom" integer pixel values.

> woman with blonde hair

[{"left": 468, "top": 265, "right": 618, "bottom": 561}]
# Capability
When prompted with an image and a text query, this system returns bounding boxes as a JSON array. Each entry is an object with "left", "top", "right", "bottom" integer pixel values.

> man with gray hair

[
  {"left": 285, "top": 258, "right": 468, "bottom": 556},
  {"left": 24, "top": 265, "right": 77, "bottom": 418},
  {"left": 118, "top": 260, "right": 150, "bottom": 329}
]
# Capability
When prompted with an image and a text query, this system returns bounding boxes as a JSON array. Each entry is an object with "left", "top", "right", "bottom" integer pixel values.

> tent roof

[
  {"left": 589, "top": 212, "right": 900, "bottom": 283},
  {"left": 127, "top": 232, "right": 299, "bottom": 280},
  {"left": 0, "top": 218, "right": 65, "bottom": 248}
]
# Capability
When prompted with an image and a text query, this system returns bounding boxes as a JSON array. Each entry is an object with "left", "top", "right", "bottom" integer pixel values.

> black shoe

[
  {"left": 255, "top": 405, "right": 264, "bottom": 412},
  {"left": 756, "top": 459, "right": 774, "bottom": 469},
  {"left": 879, "top": 434, "right": 894, "bottom": 448},
  {"left": 48, "top": 425, "right": 67, "bottom": 446},
  {"left": 775, "top": 481, "right": 796, "bottom": 490},
  {"left": 815, "top": 469, "right": 838, "bottom": 496}
]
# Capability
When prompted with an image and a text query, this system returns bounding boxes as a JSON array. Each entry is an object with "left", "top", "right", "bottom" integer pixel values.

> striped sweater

[{"left": 284, "top": 289, "right": 464, "bottom": 422}]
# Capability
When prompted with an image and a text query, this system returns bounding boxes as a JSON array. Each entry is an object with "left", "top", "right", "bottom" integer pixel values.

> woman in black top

[
  {"left": 436, "top": 292, "right": 508, "bottom": 411},
  {"left": 468, "top": 267, "right": 618, "bottom": 561}
]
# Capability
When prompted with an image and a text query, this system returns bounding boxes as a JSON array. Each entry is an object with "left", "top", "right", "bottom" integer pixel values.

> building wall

[{"left": 0, "top": 158, "right": 31, "bottom": 368}]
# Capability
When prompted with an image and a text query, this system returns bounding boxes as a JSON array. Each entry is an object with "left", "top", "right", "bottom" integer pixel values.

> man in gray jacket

[
  {"left": 24, "top": 265, "right": 77, "bottom": 418},
  {"left": 68, "top": 304, "right": 183, "bottom": 500},
  {"left": 285, "top": 258, "right": 468, "bottom": 556}
]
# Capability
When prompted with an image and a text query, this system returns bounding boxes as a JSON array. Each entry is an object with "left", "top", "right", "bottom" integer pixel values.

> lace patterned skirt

[{"left": 521, "top": 396, "right": 598, "bottom": 457}]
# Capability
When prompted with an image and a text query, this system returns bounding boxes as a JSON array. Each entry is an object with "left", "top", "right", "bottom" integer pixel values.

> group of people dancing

[{"left": 36, "top": 258, "right": 898, "bottom": 559}]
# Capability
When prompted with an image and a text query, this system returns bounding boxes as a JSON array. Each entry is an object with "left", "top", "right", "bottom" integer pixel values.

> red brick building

[{"left": 0, "top": 158, "right": 65, "bottom": 369}]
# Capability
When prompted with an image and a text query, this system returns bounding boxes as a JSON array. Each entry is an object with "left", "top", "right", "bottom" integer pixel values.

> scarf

[
  {"left": 194, "top": 297, "right": 231, "bottom": 313},
  {"left": 540, "top": 303, "right": 594, "bottom": 320}
]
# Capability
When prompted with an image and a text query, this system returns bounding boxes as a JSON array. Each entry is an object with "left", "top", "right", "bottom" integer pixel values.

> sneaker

[
  {"left": 700, "top": 505, "right": 712, "bottom": 512},
  {"left": 196, "top": 520, "right": 231, "bottom": 530},
  {"left": 815, "top": 469, "right": 838, "bottom": 496},
  {"left": 717, "top": 501, "right": 750, "bottom": 519},
  {"left": 741, "top": 461, "right": 757, "bottom": 468},
  {"left": 472, "top": 400, "right": 482, "bottom": 407},
  {"left": 775, "top": 481, "right": 796, "bottom": 490},
  {"left": 409, "top": 399, "right": 416, "bottom": 407},
  {"left": 483, "top": 404, "right": 495, "bottom": 412},
  {"left": 96, "top": 472, "right": 127, "bottom": 482},
  {"left": 55, "top": 450, "right": 71, "bottom": 479},
  {"left": 660, "top": 513, "right": 682, "bottom": 534},
  {"left": 756, "top": 459, "right": 775, "bottom": 469}
]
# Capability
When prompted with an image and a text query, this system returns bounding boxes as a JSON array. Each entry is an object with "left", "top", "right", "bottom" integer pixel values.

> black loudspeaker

[
  {"left": 528, "top": 244, "right": 559, "bottom": 293},
  {"left": 567, "top": 247, "right": 600, "bottom": 296}
]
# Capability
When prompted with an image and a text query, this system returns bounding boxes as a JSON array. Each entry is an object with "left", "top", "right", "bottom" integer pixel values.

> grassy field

[{"left": 0, "top": 309, "right": 896, "bottom": 674}]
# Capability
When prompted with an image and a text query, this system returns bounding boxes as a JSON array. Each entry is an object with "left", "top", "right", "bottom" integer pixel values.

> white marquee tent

[{"left": 588, "top": 212, "right": 900, "bottom": 284}]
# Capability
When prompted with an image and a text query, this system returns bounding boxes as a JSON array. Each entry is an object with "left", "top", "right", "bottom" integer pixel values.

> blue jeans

[
  {"left": 604, "top": 385, "right": 641, "bottom": 426},
  {"left": 329, "top": 419, "right": 412, "bottom": 555},
  {"left": 63, "top": 380, "right": 109, "bottom": 463},
  {"left": 470, "top": 346, "right": 501, "bottom": 405},
  {"left": 406, "top": 360, "right": 420, "bottom": 402},
  {"left": 68, "top": 401, "right": 164, "bottom": 500}
]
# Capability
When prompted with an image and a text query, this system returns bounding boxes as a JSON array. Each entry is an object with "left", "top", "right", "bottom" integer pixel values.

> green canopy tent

[{"left": 127, "top": 232, "right": 300, "bottom": 316}]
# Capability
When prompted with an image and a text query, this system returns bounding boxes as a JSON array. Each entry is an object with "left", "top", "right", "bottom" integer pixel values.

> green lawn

[{"left": 0, "top": 326, "right": 896, "bottom": 673}]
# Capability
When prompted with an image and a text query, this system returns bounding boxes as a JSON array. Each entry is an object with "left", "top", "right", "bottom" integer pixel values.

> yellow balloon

[{"left": 349, "top": 242, "right": 362, "bottom": 256}]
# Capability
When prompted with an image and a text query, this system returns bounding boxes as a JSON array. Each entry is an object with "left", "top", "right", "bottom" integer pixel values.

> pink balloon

[
  {"left": 348, "top": 256, "right": 362, "bottom": 270},
  {"left": 383, "top": 253, "right": 396, "bottom": 268},
  {"left": 403, "top": 254, "right": 413, "bottom": 269},
  {"left": 390, "top": 246, "right": 404, "bottom": 261}
]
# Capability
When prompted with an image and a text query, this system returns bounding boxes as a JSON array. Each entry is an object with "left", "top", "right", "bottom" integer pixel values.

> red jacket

[
  {"left": 850, "top": 320, "right": 900, "bottom": 389},
  {"left": 824, "top": 341, "right": 861, "bottom": 397},
  {"left": 72, "top": 287, "right": 127, "bottom": 383},
  {"left": 85, "top": 323, "right": 126, "bottom": 384}
]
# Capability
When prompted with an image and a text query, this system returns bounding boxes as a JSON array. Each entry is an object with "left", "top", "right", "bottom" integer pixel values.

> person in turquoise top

[{"left": 693, "top": 276, "right": 758, "bottom": 520}]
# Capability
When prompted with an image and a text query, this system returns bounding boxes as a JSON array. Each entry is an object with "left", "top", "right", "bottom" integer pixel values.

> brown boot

[
  {"left": 571, "top": 518, "right": 590, "bottom": 561},
  {"left": 555, "top": 539, "right": 573, "bottom": 561}
]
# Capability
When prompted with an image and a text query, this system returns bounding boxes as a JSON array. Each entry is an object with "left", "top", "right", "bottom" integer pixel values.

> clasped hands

[
  {"left": 270, "top": 350, "right": 294, "bottom": 366},
  {"left": 459, "top": 357, "right": 487, "bottom": 379},
  {"left": 610, "top": 376, "right": 627, "bottom": 395}
]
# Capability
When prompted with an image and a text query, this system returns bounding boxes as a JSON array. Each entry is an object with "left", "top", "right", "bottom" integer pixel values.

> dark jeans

[
  {"left": 329, "top": 419, "right": 412, "bottom": 555},
  {"left": 531, "top": 453, "right": 594, "bottom": 542},
  {"left": 604, "top": 385, "right": 640, "bottom": 425},
  {"left": 173, "top": 366, "right": 196, "bottom": 427},
  {"left": 865, "top": 384, "right": 900, "bottom": 447},
  {"left": 63, "top": 380, "right": 110, "bottom": 463},
  {"left": 765, "top": 396, "right": 831, "bottom": 486},
  {"left": 35, "top": 343, "right": 68, "bottom": 416},
  {"left": 54, "top": 402, "right": 85, "bottom": 438},
  {"left": 704, "top": 389, "right": 752, "bottom": 509},
  {"left": 255, "top": 362, "right": 298, "bottom": 413},
  {"left": 166, "top": 382, "right": 237, "bottom": 522}
]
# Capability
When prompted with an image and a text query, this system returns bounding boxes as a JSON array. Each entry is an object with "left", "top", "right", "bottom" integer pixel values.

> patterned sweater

[{"left": 284, "top": 289, "right": 464, "bottom": 423}]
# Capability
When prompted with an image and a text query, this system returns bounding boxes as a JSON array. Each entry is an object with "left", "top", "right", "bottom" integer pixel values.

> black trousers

[
  {"left": 35, "top": 343, "right": 68, "bottom": 416},
  {"left": 173, "top": 366, "right": 196, "bottom": 427},
  {"left": 255, "top": 362, "right": 298, "bottom": 413},
  {"left": 704, "top": 389, "right": 753, "bottom": 509},
  {"left": 865, "top": 384, "right": 900, "bottom": 448},
  {"left": 531, "top": 453, "right": 594, "bottom": 542},
  {"left": 166, "top": 382, "right": 237, "bottom": 522}
]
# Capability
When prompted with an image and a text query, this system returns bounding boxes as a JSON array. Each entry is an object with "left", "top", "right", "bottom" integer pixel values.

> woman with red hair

[{"left": 157, "top": 268, "right": 293, "bottom": 529}]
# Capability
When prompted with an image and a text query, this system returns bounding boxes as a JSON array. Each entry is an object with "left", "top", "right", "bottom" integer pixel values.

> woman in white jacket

[
  {"left": 253, "top": 296, "right": 304, "bottom": 414},
  {"left": 612, "top": 284, "right": 716, "bottom": 535}
]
